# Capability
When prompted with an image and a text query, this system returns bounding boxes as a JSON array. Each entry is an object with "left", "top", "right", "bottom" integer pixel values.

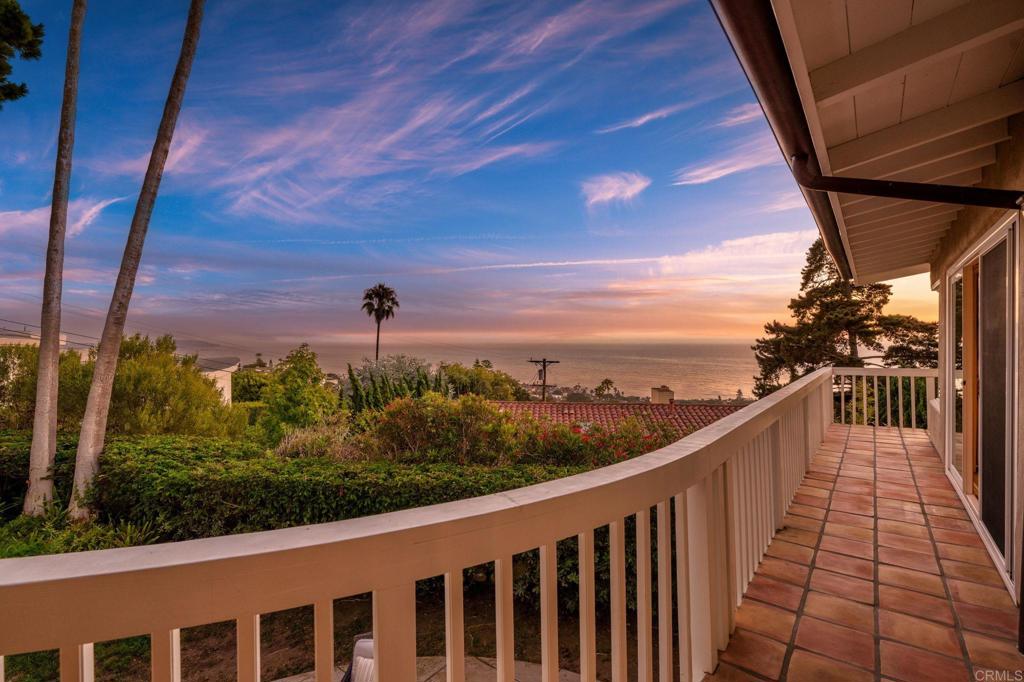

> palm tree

[
  {"left": 23, "top": 0, "right": 87, "bottom": 517},
  {"left": 361, "top": 283, "right": 399, "bottom": 362},
  {"left": 68, "top": 0, "right": 205, "bottom": 520}
]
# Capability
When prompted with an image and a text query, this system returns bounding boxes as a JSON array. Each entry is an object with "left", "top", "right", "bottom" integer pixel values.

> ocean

[{"left": 313, "top": 340, "right": 758, "bottom": 400}]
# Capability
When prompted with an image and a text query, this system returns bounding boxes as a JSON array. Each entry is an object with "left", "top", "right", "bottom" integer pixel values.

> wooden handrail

[{"left": 0, "top": 366, "right": 836, "bottom": 682}]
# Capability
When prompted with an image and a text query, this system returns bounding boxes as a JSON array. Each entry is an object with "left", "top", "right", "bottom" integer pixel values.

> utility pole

[{"left": 528, "top": 357, "right": 559, "bottom": 401}]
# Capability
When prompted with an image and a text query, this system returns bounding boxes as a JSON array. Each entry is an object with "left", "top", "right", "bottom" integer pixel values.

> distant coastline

[{"left": 212, "top": 340, "right": 759, "bottom": 401}]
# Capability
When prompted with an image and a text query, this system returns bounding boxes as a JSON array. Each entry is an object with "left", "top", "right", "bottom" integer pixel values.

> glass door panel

[
  {"left": 979, "top": 238, "right": 1009, "bottom": 553},
  {"left": 952, "top": 276, "right": 964, "bottom": 478}
]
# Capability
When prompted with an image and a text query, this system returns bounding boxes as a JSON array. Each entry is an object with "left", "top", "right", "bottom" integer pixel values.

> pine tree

[{"left": 753, "top": 238, "right": 935, "bottom": 397}]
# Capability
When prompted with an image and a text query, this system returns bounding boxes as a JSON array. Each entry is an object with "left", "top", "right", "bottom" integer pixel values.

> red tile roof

[{"left": 492, "top": 401, "right": 744, "bottom": 435}]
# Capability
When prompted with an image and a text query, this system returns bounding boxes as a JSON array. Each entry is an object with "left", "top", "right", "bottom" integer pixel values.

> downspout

[
  {"left": 790, "top": 154, "right": 1024, "bottom": 210},
  {"left": 709, "top": 0, "right": 853, "bottom": 280}
]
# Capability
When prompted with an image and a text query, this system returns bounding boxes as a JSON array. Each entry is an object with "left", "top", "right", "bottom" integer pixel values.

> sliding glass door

[
  {"left": 946, "top": 217, "right": 1016, "bottom": 566},
  {"left": 979, "top": 237, "right": 1010, "bottom": 553}
]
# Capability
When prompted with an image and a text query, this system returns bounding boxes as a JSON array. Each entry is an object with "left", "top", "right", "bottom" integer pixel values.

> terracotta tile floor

[{"left": 710, "top": 423, "right": 1024, "bottom": 681}]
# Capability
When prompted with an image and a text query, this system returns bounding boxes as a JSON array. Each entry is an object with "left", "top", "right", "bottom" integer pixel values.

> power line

[
  {"left": 0, "top": 321, "right": 237, "bottom": 373},
  {"left": 0, "top": 292, "right": 264, "bottom": 357},
  {"left": 528, "top": 357, "right": 560, "bottom": 402}
]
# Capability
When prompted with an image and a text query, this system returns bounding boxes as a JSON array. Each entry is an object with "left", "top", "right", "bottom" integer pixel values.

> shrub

[
  {"left": 357, "top": 396, "right": 682, "bottom": 467},
  {"left": 441, "top": 360, "right": 531, "bottom": 401},
  {"left": 275, "top": 421, "right": 358, "bottom": 460},
  {"left": 0, "top": 336, "right": 245, "bottom": 437},
  {"left": 87, "top": 442, "right": 585, "bottom": 541},
  {"left": 359, "top": 392, "right": 520, "bottom": 464},
  {"left": 259, "top": 345, "right": 338, "bottom": 444},
  {"left": 233, "top": 369, "right": 273, "bottom": 402},
  {"left": 0, "top": 431, "right": 265, "bottom": 520},
  {"left": 234, "top": 400, "right": 266, "bottom": 426}
]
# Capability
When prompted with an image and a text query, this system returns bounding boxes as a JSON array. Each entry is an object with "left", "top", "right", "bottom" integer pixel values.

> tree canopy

[
  {"left": 0, "top": 0, "right": 43, "bottom": 107},
  {"left": 0, "top": 334, "right": 244, "bottom": 436},
  {"left": 753, "top": 238, "right": 937, "bottom": 397},
  {"left": 258, "top": 344, "right": 338, "bottom": 442}
]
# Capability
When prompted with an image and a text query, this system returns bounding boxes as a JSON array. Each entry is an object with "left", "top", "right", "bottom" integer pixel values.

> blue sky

[{"left": 0, "top": 0, "right": 934, "bottom": 359}]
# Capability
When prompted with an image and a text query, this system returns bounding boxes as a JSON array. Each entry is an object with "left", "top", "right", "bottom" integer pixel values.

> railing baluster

[
  {"left": 898, "top": 378, "right": 904, "bottom": 428},
  {"left": 656, "top": 501, "right": 673, "bottom": 682},
  {"left": 770, "top": 421, "right": 784, "bottom": 530},
  {"left": 712, "top": 470, "right": 729, "bottom": 650},
  {"left": 578, "top": 531, "right": 597, "bottom": 682},
  {"left": 862, "top": 375, "right": 869, "bottom": 426},
  {"left": 849, "top": 375, "right": 855, "bottom": 424},
  {"left": 444, "top": 571, "right": 465, "bottom": 682},
  {"left": 637, "top": 509, "right": 653, "bottom": 682},
  {"left": 759, "top": 434, "right": 770, "bottom": 554},
  {"left": 687, "top": 478, "right": 715, "bottom": 677},
  {"left": 926, "top": 376, "right": 936, "bottom": 429},
  {"left": 910, "top": 375, "right": 917, "bottom": 428},
  {"left": 873, "top": 377, "right": 879, "bottom": 427},
  {"left": 727, "top": 459, "right": 742, "bottom": 606},
  {"left": 749, "top": 443, "right": 760, "bottom": 564},
  {"left": 237, "top": 614, "right": 260, "bottom": 682},
  {"left": 59, "top": 643, "right": 94, "bottom": 682},
  {"left": 495, "top": 555, "right": 515, "bottom": 682},
  {"left": 839, "top": 375, "right": 845, "bottom": 424},
  {"left": 886, "top": 376, "right": 892, "bottom": 426},
  {"left": 609, "top": 520, "right": 628, "bottom": 682},
  {"left": 745, "top": 446, "right": 753, "bottom": 585},
  {"left": 540, "top": 543, "right": 559, "bottom": 682},
  {"left": 752, "top": 441, "right": 762, "bottom": 561},
  {"left": 373, "top": 583, "right": 417, "bottom": 682},
  {"left": 151, "top": 628, "right": 181, "bottom": 682},
  {"left": 313, "top": 600, "right": 333, "bottom": 682},
  {"left": 674, "top": 493, "right": 692, "bottom": 682}
]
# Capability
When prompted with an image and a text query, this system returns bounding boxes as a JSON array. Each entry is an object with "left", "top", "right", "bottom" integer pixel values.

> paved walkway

[{"left": 710, "top": 423, "right": 1024, "bottom": 681}]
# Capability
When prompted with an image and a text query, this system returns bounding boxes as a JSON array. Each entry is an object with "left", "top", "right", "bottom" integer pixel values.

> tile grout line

[
  {"left": 899, "top": 424, "right": 976, "bottom": 676},
  {"left": 775, "top": 422, "right": 851, "bottom": 681},
  {"left": 872, "top": 424, "right": 882, "bottom": 682}
]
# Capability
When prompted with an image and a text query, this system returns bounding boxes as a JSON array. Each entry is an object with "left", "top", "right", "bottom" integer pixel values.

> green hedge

[
  {"left": 0, "top": 431, "right": 661, "bottom": 613},
  {"left": 0, "top": 431, "right": 584, "bottom": 538},
  {"left": 93, "top": 448, "right": 586, "bottom": 540}
]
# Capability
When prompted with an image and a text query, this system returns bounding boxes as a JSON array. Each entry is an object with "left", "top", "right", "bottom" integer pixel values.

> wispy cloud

[
  {"left": 714, "top": 102, "right": 761, "bottom": 127},
  {"left": 672, "top": 133, "right": 781, "bottom": 185},
  {"left": 70, "top": 197, "right": 128, "bottom": 236},
  {"left": 0, "top": 197, "right": 126, "bottom": 237},
  {"left": 758, "top": 191, "right": 806, "bottom": 214},
  {"left": 84, "top": 0, "right": 691, "bottom": 225},
  {"left": 596, "top": 102, "right": 690, "bottom": 134},
  {"left": 581, "top": 172, "right": 651, "bottom": 207},
  {"left": 92, "top": 123, "right": 209, "bottom": 177}
]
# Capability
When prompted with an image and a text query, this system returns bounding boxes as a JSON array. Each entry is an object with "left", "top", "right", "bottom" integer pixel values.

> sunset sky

[{"left": 0, "top": 0, "right": 936, "bottom": 359}]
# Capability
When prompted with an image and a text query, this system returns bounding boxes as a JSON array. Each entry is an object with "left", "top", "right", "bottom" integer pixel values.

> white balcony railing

[
  {"left": 832, "top": 366, "right": 939, "bottom": 430},
  {"left": 0, "top": 365, "right": 904, "bottom": 682}
]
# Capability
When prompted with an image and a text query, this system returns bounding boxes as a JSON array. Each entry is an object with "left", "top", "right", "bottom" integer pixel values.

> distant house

[
  {"left": 0, "top": 327, "right": 90, "bottom": 361},
  {"left": 492, "top": 401, "right": 743, "bottom": 435},
  {"left": 196, "top": 356, "right": 240, "bottom": 405}
]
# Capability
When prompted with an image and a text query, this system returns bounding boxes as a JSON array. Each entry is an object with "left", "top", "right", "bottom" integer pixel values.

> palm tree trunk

[
  {"left": 24, "top": 0, "right": 87, "bottom": 517},
  {"left": 375, "top": 321, "right": 381, "bottom": 362},
  {"left": 68, "top": 0, "right": 204, "bottom": 520}
]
